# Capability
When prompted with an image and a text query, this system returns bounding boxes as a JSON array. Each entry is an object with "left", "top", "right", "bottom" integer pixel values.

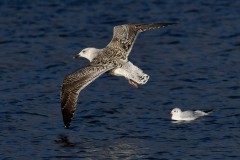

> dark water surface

[{"left": 1, "top": 0, "right": 239, "bottom": 159}]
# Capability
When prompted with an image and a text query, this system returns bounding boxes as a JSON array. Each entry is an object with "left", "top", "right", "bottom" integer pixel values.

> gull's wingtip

[
  {"left": 63, "top": 118, "right": 72, "bottom": 128},
  {"left": 63, "top": 115, "right": 72, "bottom": 129},
  {"left": 160, "top": 22, "right": 178, "bottom": 26},
  {"left": 61, "top": 107, "right": 74, "bottom": 129},
  {"left": 64, "top": 124, "right": 70, "bottom": 129},
  {"left": 63, "top": 118, "right": 71, "bottom": 129},
  {"left": 142, "top": 22, "right": 178, "bottom": 25}
]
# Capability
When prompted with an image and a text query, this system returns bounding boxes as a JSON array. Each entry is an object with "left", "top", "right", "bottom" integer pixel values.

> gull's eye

[{"left": 82, "top": 50, "right": 85, "bottom": 53}]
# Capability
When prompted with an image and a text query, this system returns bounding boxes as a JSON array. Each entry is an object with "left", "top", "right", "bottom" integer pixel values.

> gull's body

[
  {"left": 170, "top": 108, "right": 213, "bottom": 121},
  {"left": 61, "top": 23, "right": 176, "bottom": 128}
]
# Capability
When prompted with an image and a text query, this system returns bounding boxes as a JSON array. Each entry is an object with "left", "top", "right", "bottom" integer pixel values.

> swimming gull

[
  {"left": 170, "top": 108, "right": 213, "bottom": 121},
  {"left": 61, "top": 23, "right": 176, "bottom": 128}
]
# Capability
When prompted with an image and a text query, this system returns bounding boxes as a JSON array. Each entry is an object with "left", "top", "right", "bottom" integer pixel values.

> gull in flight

[
  {"left": 170, "top": 108, "right": 213, "bottom": 121},
  {"left": 61, "top": 23, "right": 176, "bottom": 128}
]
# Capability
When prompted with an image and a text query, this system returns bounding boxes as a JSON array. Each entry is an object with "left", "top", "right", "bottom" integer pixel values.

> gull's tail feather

[{"left": 203, "top": 109, "right": 214, "bottom": 114}]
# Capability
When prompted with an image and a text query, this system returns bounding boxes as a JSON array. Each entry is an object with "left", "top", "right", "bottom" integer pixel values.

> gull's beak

[{"left": 73, "top": 54, "right": 81, "bottom": 59}]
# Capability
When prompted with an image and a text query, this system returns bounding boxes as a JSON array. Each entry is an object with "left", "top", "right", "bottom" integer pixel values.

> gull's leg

[{"left": 128, "top": 79, "right": 139, "bottom": 88}]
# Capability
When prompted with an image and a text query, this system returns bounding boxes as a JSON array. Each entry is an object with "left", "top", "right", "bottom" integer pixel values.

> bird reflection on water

[
  {"left": 55, "top": 135, "right": 77, "bottom": 148},
  {"left": 55, "top": 134, "right": 144, "bottom": 159}
]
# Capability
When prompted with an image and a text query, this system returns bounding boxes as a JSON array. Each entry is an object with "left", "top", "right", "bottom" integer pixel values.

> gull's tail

[
  {"left": 195, "top": 109, "right": 213, "bottom": 116},
  {"left": 203, "top": 109, "right": 214, "bottom": 114}
]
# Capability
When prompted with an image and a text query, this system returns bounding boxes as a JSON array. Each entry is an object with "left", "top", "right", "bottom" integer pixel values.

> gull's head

[
  {"left": 74, "top": 47, "right": 99, "bottom": 62},
  {"left": 170, "top": 108, "right": 182, "bottom": 116}
]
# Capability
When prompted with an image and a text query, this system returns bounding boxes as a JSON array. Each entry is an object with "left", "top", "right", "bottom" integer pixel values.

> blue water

[{"left": 0, "top": 0, "right": 239, "bottom": 159}]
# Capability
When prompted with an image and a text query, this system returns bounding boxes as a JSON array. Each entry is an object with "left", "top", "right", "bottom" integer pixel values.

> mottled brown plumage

[{"left": 61, "top": 23, "right": 176, "bottom": 128}]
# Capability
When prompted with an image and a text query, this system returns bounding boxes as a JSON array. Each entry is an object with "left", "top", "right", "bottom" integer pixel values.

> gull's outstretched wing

[
  {"left": 61, "top": 63, "right": 115, "bottom": 128},
  {"left": 107, "top": 23, "right": 177, "bottom": 58}
]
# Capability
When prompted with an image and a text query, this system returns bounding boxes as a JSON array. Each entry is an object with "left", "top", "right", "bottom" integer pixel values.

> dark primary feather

[{"left": 134, "top": 23, "right": 177, "bottom": 32}]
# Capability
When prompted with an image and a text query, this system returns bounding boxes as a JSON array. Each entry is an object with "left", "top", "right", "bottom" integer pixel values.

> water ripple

[{"left": 1, "top": 0, "right": 240, "bottom": 159}]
